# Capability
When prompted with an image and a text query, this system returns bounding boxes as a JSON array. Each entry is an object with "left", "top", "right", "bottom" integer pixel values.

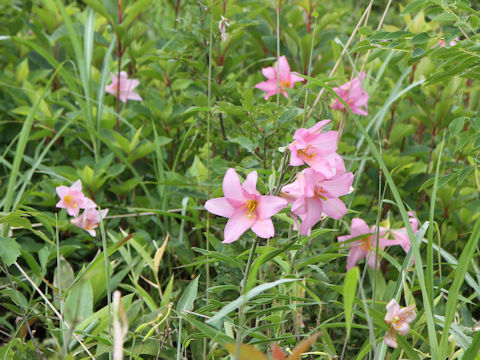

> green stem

[{"left": 235, "top": 238, "right": 258, "bottom": 360}]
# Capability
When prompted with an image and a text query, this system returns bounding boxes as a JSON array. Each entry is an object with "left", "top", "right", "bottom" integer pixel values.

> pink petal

[
  {"left": 276, "top": 56, "right": 290, "bottom": 78},
  {"left": 289, "top": 73, "right": 304, "bottom": 85},
  {"left": 223, "top": 168, "right": 246, "bottom": 205},
  {"left": 262, "top": 66, "right": 275, "bottom": 80},
  {"left": 110, "top": 72, "right": 118, "bottom": 83},
  {"left": 81, "top": 197, "right": 97, "bottom": 209},
  {"left": 255, "top": 80, "right": 279, "bottom": 99},
  {"left": 242, "top": 171, "right": 258, "bottom": 196},
  {"left": 222, "top": 209, "right": 255, "bottom": 244},
  {"left": 256, "top": 196, "right": 288, "bottom": 219},
  {"left": 393, "top": 320, "right": 410, "bottom": 336},
  {"left": 346, "top": 244, "right": 367, "bottom": 270},
  {"left": 350, "top": 218, "right": 370, "bottom": 237},
  {"left": 398, "top": 305, "right": 416, "bottom": 323},
  {"left": 251, "top": 218, "right": 274, "bottom": 238},
  {"left": 56, "top": 185, "right": 69, "bottom": 198},
  {"left": 384, "top": 328, "right": 398, "bottom": 348},
  {"left": 366, "top": 250, "right": 380, "bottom": 270},
  {"left": 299, "top": 197, "right": 323, "bottom": 236},
  {"left": 385, "top": 299, "right": 400, "bottom": 316},
  {"left": 71, "top": 180, "right": 82, "bottom": 191},
  {"left": 321, "top": 197, "right": 347, "bottom": 220},
  {"left": 205, "top": 197, "right": 235, "bottom": 218},
  {"left": 321, "top": 173, "right": 354, "bottom": 198},
  {"left": 125, "top": 91, "right": 142, "bottom": 101}
]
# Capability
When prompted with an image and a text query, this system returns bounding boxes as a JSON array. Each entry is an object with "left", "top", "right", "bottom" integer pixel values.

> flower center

[
  {"left": 85, "top": 220, "right": 97, "bottom": 231},
  {"left": 314, "top": 186, "right": 327, "bottom": 201},
  {"left": 297, "top": 145, "right": 316, "bottom": 160},
  {"left": 393, "top": 316, "right": 400, "bottom": 323},
  {"left": 242, "top": 200, "right": 258, "bottom": 219},
  {"left": 360, "top": 236, "right": 372, "bottom": 251},
  {"left": 64, "top": 195, "right": 77, "bottom": 208},
  {"left": 279, "top": 80, "right": 290, "bottom": 88}
]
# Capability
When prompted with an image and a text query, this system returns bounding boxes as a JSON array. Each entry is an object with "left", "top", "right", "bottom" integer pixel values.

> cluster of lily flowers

[
  {"left": 55, "top": 180, "right": 108, "bottom": 236},
  {"left": 204, "top": 55, "right": 420, "bottom": 348}
]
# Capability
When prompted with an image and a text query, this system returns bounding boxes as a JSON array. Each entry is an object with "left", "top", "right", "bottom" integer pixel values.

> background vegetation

[{"left": 0, "top": 0, "right": 479, "bottom": 359}]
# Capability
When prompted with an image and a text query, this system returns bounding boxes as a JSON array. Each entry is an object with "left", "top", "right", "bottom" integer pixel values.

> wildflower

[
  {"left": 330, "top": 72, "right": 369, "bottom": 116},
  {"left": 255, "top": 56, "right": 304, "bottom": 100},
  {"left": 288, "top": 119, "right": 345, "bottom": 177},
  {"left": 56, "top": 180, "right": 96, "bottom": 217},
  {"left": 390, "top": 211, "right": 419, "bottom": 255},
  {"left": 384, "top": 299, "right": 416, "bottom": 348},
  {"left": 218, "top": 16, "right": 230, "bottom": 42},
  {"left": 71, "top": 208, "right": 109, "bottom": 237},
  {"left": 105, "top": 71, "right": 142, "bottom": 103},
  {"left": 281, "top": 168, "right": 354, "bottom": 236},
  {"left": 337, "top": 218, "right": 399, "bottom": 270},
  {"left": 204, "top": 168, "right": 288, "bottom": 243}
]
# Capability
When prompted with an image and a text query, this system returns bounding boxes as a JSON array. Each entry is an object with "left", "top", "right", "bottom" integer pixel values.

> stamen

[
  {"left": 242, "top": 200, "right": 258, "bottom": 219},
  {"left": 360, "top": 236, "right": 372, "bottom": 251},
  {"left": 279, "top": 80, "right": 291, "bottom": 88},
  {"left": 298, "top": 145, "right": 316, "bottom": 160},
  {"left": 314, "top": 186, "right": 327, "bottom": 201}
]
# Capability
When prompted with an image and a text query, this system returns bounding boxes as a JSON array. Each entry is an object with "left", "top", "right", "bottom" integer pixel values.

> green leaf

[
  {"left": 182, "top": 316, "right": 234, "bottom": 346},
  {"left": 206, "top": 278, "right": 299, "bottom": 328},
  {"left": 0, "top": 237, "right": 21, "bottom": 266},
  {"left": 176, "top": 275, "right": 200, "bottom": 313},
  {"left": 449, "top": 117, "right": 465, "bottom": 136},
  {"left": 401, "top": 0, "right": 428, "bottom": 15},
  {"left": 64, "top": 278, "right": 93, "bottom": 325},
  {"left": 343, "top": 266, "right": 359, "bottom": 338},
  {"left": 463, "top": 331, "right": 480, "bottom": 360},
  {"left": 432, "top": 13, "right": 457, "bottom": 22}
]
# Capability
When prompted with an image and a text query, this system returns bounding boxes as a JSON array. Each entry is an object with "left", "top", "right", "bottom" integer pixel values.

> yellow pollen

[
  {"left": 298, "top": 145, "right": 316, "bottom": 160},
  {"left": 242, "top": 200, "right": 258, "bottom": 219},
  {"left": 64, "top": 195, "right": 78, "bottom": 208},
  {"left": 360, "top": 236, "right": 372, "bottom": 251},
  {"left": 393, "top": 316, "right": 400, "bottom": 323},
  {"left": 279, "top": 80, "right": 290, "bottom": 88},
  {"left": 314, "top": 186, "right": 327, "bottom": 201}
]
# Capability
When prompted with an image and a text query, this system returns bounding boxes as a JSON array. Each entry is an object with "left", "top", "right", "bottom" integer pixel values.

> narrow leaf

[{"left": 343, "top": 267, "right": 359, "bottom": 338}]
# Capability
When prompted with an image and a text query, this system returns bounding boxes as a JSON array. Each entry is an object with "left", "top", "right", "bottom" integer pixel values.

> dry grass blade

[
  {"left": 287, "top": 333, "right": 319, "bottom": 360},
  {"left": 224, "top": 343, "right": 269, "bottom": 360}
]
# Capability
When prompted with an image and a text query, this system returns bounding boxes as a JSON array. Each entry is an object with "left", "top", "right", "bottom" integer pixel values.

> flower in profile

[
  {"left": 56, "top": 180, "right": 96, "bottom": 217},
  {"left": 71, "top": 208, "right": 109, "bottom": 237},
  {"left": 330, "top": 72, "right": 369, "bottom": 116},
  {"left": 288, "top": 119, "right": 345, "bottom": 177},
  {"left": 337, "top": 218, "right": 400, "bottom": 270},
  {"left": 255, "top": 56, "right": 304, "bottom": 100},
  {"left": 281, "top": 168, "right": 354, "bottom": 236},
  {"left": 390, "top": 211, "right": 419, "bottom": 255},
  {"left": 384, "top": 299, "right": 416, "bottom": 348},
  {"left": 204, "top": 168, "right": 288, "bottom": 243},
  {"left": 105, "top": 71, "right": 142, "bottom": 103},
  {"left": 218, "top": 15, "right": 230, "bottom": 42}
]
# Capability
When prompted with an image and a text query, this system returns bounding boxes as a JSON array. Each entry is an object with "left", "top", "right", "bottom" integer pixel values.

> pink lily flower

[
  {"left": 288, "top": 119, "right": 345, "bottom": 177},
  {"left": 390, "top": 211, "right": 419, "bottom": 255},
  {"left": 105, "top": 71, "right": 142, "bottom": 103},
  {"left": 384, "top": 299, "right": 416, "bottom": 348},
  {"left": 337, "top": 218, "right": 400, "bottom": 270},
  {"left": 205, "top": 168, "right": 288, "bottom": 243},
  {"left": 254, "top": 56, "right": 304, "bottom": 100},
  {"left": 218, "top": 15, "right": 230, "bottom": 42},
  {"left": 330, "top": 72, "right": 369, "bottom": 116},
  {"left": 71, "top": 208, "right": 109, "bottom": 237},
  {"left": 439, "top": 38, "right": 458, "bottom": 47},
  {"left": 281, "top": 168, "right": 354, "bottom": 236},
  {"left": 56, "top": 180, "right": 96, "bottom": 217}
]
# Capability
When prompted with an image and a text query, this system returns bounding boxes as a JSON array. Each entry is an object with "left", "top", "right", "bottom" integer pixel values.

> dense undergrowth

[{"left": 0, "top": 0, "right": 479, "bottom": 359}]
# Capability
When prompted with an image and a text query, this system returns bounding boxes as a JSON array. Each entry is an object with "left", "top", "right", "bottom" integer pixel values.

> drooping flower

[
  {"left": 288, "top": 119, "right": 345, "bottom": 177},
  {"left": 281, "top": 168, "right": 354, "bottom": 236},
  {"left": 384, "top": 299, "right": 416, "bottom": 348},
  {"left": 204, "top": 168, "right": 288, "bottom": 243},
  {"left": 255, "top": 56, "right": 304, "bottom": 100},
  {"left": 390, "top": 211, "right": 419, "bottom": 255},
  {"left": 105, "top": 71, "right": 142, "bottom": 103},
  {"left": 71, "top": 208, "right": 109, "bottom": 237},
  {"left": 337, "top": 218, "right": 400, "bottom": 270},
  {"left": 218, "top": 16, "right": 230, "bottom": 42},
  {"left": 330, "top": 72, "right": 369, "bottom": 116},
  {"left": 56, "top": 180, "right": 96, "bottom": 217}
]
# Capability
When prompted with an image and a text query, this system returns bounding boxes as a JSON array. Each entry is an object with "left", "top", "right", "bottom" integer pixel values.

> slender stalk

[
  {"left": 275, "top": 0, "right": 281, "bottom": 106},
  {"left": 115, "top": 0, "right": 123, "bottom": 132},
  {"left": 235, "top": 238, "right": 258, "bottom": 360},
  {"left": 55, "top": 214, "right": 66, "bottom": 355},
  {"left": 204, "top": 1, "right": 214, "bottom": 358}
]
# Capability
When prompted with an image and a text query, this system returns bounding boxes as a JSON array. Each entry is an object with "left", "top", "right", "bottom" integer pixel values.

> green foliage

[{"left": 0, "top": 0, "right": 479, "bottom": 358}]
